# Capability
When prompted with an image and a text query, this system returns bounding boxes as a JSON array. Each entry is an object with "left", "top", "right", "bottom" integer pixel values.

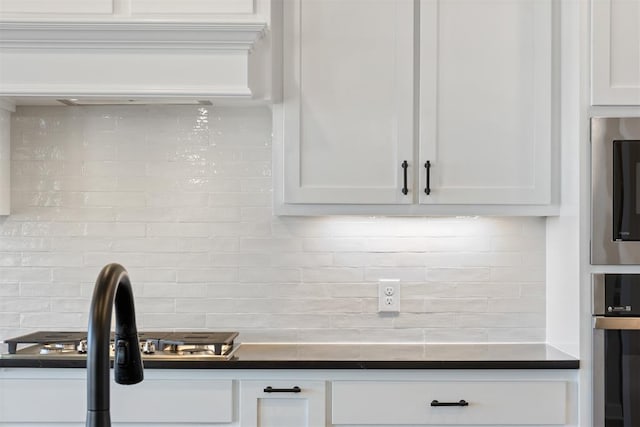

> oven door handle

[{"left": 594, "top": 316, "right": 640, "bottom": 330}]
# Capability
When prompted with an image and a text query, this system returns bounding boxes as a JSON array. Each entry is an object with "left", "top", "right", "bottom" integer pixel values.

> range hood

[{"left": 0, "top": 19, "right": 272, "bottom": 105}]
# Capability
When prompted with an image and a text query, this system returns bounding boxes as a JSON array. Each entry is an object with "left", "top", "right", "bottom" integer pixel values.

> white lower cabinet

[
  {"left": 0, "top": 369, "right": 576, "bottom": 426},
  {"left": 332, "top": 380, "right": 567, "bottom": 425},
  {"left": 0, "top": 370, "right": 233, "bottom": 426},
  {"left": 239, "top": 380, "right": 326, "bottom": 427}
]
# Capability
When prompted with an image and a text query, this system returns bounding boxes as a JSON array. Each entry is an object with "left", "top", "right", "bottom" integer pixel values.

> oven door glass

[
  {"left": 613, "top": 140, "right": 640, "bottom": 241},
  {"left": 605, "top": 329, "right": 640, "bottom": 426}
]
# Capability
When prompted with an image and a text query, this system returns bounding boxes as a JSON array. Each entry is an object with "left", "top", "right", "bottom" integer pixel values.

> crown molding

[
  {"left": 0, "top": 20, "right": 271, "bottom": 102},
  {"left": 0, "top": 20, "right": 266, "bottom": 51}
]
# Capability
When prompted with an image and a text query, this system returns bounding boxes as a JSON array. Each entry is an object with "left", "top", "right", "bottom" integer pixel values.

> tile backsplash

[{"left": 0, "top": 106, "right": 545, "bottom": 349}]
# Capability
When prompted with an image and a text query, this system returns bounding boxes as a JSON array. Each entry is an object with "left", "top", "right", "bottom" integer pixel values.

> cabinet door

[
  {"left": 0, "top": 377, "right": 232, "bottom": 425},
  {"left": 419, "top": 0, "right": 552, "bottom": 205},
  {"left": 280, "top": 0, "right": 414, "bottom": 204},
  {"left": 239, "top": 380, "right": 326, "bottom": 427},
  {"left": 0, "top": 0, "right": 112, "bottom": 14},
  {"left": 332, "top": 380, "right": 567, "bottom": 425},
  {"left": 130, "top": 0, "right": 254, "bottom": 15},
  {"left": 592, "top": 0, "right": 640, "bottom": 105}
]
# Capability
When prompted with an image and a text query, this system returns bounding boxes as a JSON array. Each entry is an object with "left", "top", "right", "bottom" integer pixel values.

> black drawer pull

[
  {"left": 430, "top": 399, "right": 469, "bottom": 407},
  {"left": 424, "top": 160, "right": 431, "bottom": 195},
  {"left": 401, "top": 160, "right": 409, "bottom": 195},
  {"left": 263, "top": 386, "right": 301, "bottom": 393}
]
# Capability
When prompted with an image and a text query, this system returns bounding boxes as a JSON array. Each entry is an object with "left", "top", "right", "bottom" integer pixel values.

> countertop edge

[{"left": 0, "top": 359, "right": 580, "bottom": 370}]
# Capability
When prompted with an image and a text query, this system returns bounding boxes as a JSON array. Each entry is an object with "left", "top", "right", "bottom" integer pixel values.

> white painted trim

[
  {"left": 591, "top": 0, "right": 640, "bottom": 105},
  {"left": 0, "top": 21, "right": 266, "bottom": 50},
  {"left": 131, "top": 0, "right": 254, "bottom": 15},
  {"left": 1, "top": 86, "right": 254, "bottom": 99},
  {"left": 0, "top": 20, "right": 268, "bottom": 101},
  {"left": 274, "top": 202, "right": 560, "bottom": 217},
  {"left": 0, "top": 108, "right": 10, "bottom": 216},
  {"left": 0, "top": 0, "right": 113, "bottom": 14}
]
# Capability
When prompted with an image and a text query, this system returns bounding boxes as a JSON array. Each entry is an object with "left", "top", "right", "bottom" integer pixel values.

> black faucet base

[{"left": 86, "top": 410, "right": 110, "bottom": 427}]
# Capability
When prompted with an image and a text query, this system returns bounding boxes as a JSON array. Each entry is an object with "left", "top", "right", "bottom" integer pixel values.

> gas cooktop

[{"left": 3, "top": 331, "right": 239, "bottom": 361}]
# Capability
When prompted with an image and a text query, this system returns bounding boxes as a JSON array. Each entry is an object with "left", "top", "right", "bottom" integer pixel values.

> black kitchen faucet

[{"left": 86, "top": 263, "right": 143, "bottom": 427}]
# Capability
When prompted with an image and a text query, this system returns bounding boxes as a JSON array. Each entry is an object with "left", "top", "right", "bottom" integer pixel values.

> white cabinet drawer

[
  {"left": 332, "top": 380, "right": 566, "bottom": 425},
  {"left": 0, "top": 378, "right": 233, "bottom": 424},
  {"left": 112, "top": 379, "right": 233, "bottom": 423}
]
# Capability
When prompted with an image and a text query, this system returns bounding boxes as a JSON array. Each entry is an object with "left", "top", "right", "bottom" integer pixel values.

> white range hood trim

[{"left": 0, "top": 20, "right": 269, "bottom": 102}]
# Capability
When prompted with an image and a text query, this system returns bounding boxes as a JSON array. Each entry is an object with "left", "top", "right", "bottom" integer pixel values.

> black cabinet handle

[
  {"left": 424, "top": 161, "right": 431, "bottom": 195},
  {"left": 401, "top": 160, "right": 409, "bottom": 195},
  {"left": 430, "top": 399, "right": 469, "bottom": 407},
  {"left": 263, "top": 386, "right": 302, "bottom": 393}
]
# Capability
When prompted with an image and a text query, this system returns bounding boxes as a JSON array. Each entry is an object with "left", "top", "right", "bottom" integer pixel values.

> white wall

[{"left": 0, "top": 106, "right": 546, "bottom": 349}]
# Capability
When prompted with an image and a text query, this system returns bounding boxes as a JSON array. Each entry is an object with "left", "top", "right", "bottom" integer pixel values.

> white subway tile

[
  {"left": 331, "top": 314, "right": 395, "bottom": 329},
  {"left": 0, "top": 297, "right": 50, "bottom": 312},
  {"left": 271, "top": 252, "right": 333, "bottom": 267},
  {"left": 393, "top": 313, "right": 457, "bottom": 329},
  {"left": 176, "top": 268, "right": 238, "bottom": 283},
  {"left": 240, "top": 238, "right": 303, "bottom": 253},
  {"left": 455, "top": 283, "right": 520, "bottom": 298},
  {"left": 457, "top": 312, "right": 545, "bottom": 328},
  {"left": 134, "top": 298, "right": 175, "bottom": 313},
  {"left": 146, "top": 222, "right": 212, "bottom": 238},
  {"left": 49, "top": 298, "right": 89, "bottom": 313},
  {"left": 328, "top": 283, "right": 377, "bottom": 298},
  {"left": 364, "top": 267, "right": 426, "bottom": 282},
  {"left": 143, "top": 313, "right": 206, "bottom": 329},
  {"left": 141, "top": 283, "right": 207, "bottom": 298},
  {"left": 0, "top": 267, "right": 51, "bottom": 282},
  {"left": 20, "top": 312, "right": 87, "bottom": 328},
  {"left": 302, "top": 267, "right": 364, "bottom": 283},
  {"left": 210, "top": 253, "right": 269, "bottom": 267},
  {"left": 487, "top": 328, "right": 545, "bottom": 342},
  {"left": 177, "top": 207, "right": 240, "bottom": 222},
  {"left": 20, "top": 282, "right": 80, "bottom": 297},
  {"left": 490, "top": 267, "right": 545, "bottom": 283},
  {"left": 0, "top": 254, "right": 22, "bottom": 266},
  {"left": 302, "top": 238, "right": 367, "bottom": 252},
  {"left": 51, "top": 237, "right": 113, "bottom": 252},
  {"left": 239, "top": 267, "right": 301, "bottom": 283},
  {"left": 0, "top": 314, "right": 20, "bottom": 327},
  {"left": 424, "top": 298, "right": 488, "bottom": 313},
  {"left": 427, "top": 267, "right": 491, "bottom": 282},
  {"left": 488, "top": 297, "right": 546, "bottom": 313},
  {"left": 0, "top": 106, "right": 548, "bottom": 344},
  {"left": 85, "top": 222, "right": 146, "bottom": 237},
  {"left": 424, "top": 328, "right": 489, "bottom": 343},
  {"left": 0, "top": 237, "right": 51, "bottom": 252},
  {"left": 0, "top": 283, "right": 19, "bottom": 296},
  {"left": 175, "top": 298, "right": 235, "bottom": 313}
]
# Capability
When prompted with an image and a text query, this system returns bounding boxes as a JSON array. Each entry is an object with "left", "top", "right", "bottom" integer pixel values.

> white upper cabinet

[
  {"left": 0, "top": 0, "right": 258, "bottom": 17},
  {"left": 279, "top": 0, "right": 414, "bottom": 205},
  {"left": 130, "top": 0, "right": 255, "bottom": 16},
  {"left": 275, "top": 0, "right": 556, "bottom": 214},
  {"left": 592, "top": 0, "right": 640, "bottom": 105},
  {"left": 419, "top": 0, "right": 552, "bottom": 205},
  {"left": 0, "top": 0, "right": 112, "bottom": 14}
]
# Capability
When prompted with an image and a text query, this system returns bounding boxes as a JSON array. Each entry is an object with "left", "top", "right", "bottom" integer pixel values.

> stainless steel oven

[
  {"left": 593, "top": 273, "right": 640, "bottom": 426},
  {"left": 592, "top": 117, "right": 640, "bottom": 264}
]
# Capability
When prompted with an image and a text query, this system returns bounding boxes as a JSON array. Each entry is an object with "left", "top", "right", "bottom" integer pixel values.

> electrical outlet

[{"left": 378, "top": 279, "right": 400, "bottom": 313}]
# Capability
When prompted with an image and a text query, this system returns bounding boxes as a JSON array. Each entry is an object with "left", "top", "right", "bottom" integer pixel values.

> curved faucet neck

[{"left": 86, "top": 263, "right": 143, "bottom": 427}]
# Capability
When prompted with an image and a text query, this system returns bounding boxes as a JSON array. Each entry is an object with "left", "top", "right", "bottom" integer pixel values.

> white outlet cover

[{"left": 378, "top": 279, "right": 400, "bottom": 313}]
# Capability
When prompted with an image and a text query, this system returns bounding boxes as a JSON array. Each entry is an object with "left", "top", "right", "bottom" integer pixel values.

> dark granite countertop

[{"left": 0, "top": 343, "right": 579, "bottom": 369}]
